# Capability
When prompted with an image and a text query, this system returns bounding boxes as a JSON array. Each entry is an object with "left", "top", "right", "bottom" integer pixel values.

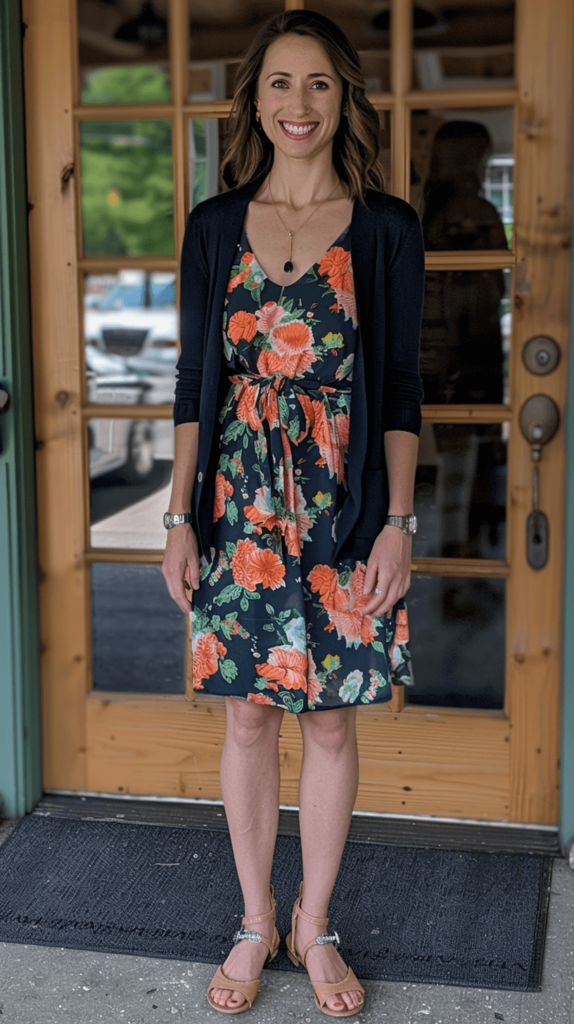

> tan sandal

[
  {"left": 206, "top": 885, "right": 280, "bottom": 1014},
  {"left": 285, "top": 882, "right": 365, "bottom": 1018}
]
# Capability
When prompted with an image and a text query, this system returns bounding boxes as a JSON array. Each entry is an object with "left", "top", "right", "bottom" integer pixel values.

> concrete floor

[{"left": 1, "top": 817, "right": 573, "bottom": 1024}]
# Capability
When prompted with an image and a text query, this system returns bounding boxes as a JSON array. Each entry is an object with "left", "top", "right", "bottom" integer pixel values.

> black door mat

[{"left": 0, "top": 814, "right": 552, "bottom": 991}]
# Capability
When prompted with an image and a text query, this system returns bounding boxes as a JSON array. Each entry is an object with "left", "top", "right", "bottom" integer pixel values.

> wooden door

[{"left": 23, "top": 0, "right": 573, "bottom": 822}]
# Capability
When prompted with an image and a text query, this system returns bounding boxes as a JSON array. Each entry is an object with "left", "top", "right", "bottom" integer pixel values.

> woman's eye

[
  {"left": 311, "top": 81, "right": 329, "bottom": 89},
  {"left": 271, "top": 80, "right": 288, "bottom": 88}
]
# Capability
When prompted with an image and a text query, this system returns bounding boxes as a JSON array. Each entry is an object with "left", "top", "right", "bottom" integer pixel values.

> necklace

[{"left": 268, "top": 176, "right": 342, "bottom": 275}]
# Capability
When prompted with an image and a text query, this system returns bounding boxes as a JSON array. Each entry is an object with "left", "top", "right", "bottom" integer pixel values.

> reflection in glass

[
  {"left": 84, "top": 270, "right": 177, "bottom": 405},
  {"left": 91, "top": 563, "right": 184, "bottom": 693},
  {"left": 80, "top": 120, "right": 173, "bottom": 256},
  {"left": 411, "top": 108, "right": 514, "bottom": 249},
  {"left": 406, "top": 575, "right": 505, "bottom": 709},
  {"left": 88, "top": 417, "right": 173, "bottom": 549},
  {"left": 189, "top": 118, "right": 227, "bottom": 209},
  {"left": 412, "top": 1, "right": 515, "bottom": 90},
  {"left": 189, "top": 0, "right": 284, "bottom": 100},
  {"left": 414, "top": 423, "right": 507, "bottom": 560},
  {"left": 421, "top": 268, "right": 511, "bottom": 404},
  {"left": 78, "top": 0, "right": 170, "bottom": 104}
]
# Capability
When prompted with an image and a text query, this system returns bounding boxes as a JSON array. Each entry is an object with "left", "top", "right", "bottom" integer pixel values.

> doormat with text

[{"left": 0, "top": 814, "right": 552, "bottom": 991}]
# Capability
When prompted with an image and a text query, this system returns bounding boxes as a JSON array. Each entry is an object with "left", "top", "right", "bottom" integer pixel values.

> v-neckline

[{"left": 242, "top": 222, "right": 351, "bottom": 290}]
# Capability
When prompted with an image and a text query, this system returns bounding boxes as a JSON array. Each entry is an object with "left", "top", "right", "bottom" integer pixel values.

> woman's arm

[
  {"left": 362, "top": 429, "right": 418, "bottom": 618},
  {"left": 162, "top": 422, "right": 201, "bottom": 613}
]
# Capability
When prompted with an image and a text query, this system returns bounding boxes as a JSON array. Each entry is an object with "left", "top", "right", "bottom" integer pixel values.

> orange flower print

[
  {"left": 247, "top": 693, "right": 276, "bottom": 705},
  {"left": 256, "top": 646, "right": 308, "bottom": 691},
  {"left": 213, "top": 472, "right": 234, "bottom": 522},
  {"left": 235, "top": 380, "right": 262, "bottom": 430},
  {"left": 393, "top": 607, "right": 409, "bottom": 644},
  {"left": 244, "top": 486, "right": 282, "bottom": 535},
  {"left": 256, "top": 301, "right": 287, "bottom": 334},
  {"left": 227, "top": 251, "right": 254, "bottom": 292},
  {"left": 251, "top": 547, "right": 286, "bottom": 589},
  {"left": 308, "top": 562, "right": 377, "bottom": 647},
  {"left": 228, "top": 310, "right": 257, "bottom": 346},
  {"left": 192, "top": 631, "right": 227, "bottom": 689},
  {"left": 307, "top": 649, "right": 324, "bottom": 706},
  {"left": 230, "top": 537, "right": 261, "bottom": 592},
  {"left": 318, "top": 247, "right": 350, "bottom": 292},
  {"left": 272, "top": 320, "right": 314, "bottom": 355}
]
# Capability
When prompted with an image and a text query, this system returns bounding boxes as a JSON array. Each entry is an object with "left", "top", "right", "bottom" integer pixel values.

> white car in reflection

[{"left": 86, "top": 346, "right": 157, "bottom": 484}]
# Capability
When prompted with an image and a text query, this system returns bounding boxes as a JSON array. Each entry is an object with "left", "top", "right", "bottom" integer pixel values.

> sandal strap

[
  {"left": 312, "top": 966, "right": 365, "bottom": 1009},
  {"left": 296, "top": 900, "right": 329, "bottom": 928},
  {"left": 232, "top": 927, "right": 275, "bottom": 956},
  {"left": 207, "top": 964, "right": 260, "bottom": 1010},
  {"left": 241, "top": 884, "right": 276, "bottom": 928}
]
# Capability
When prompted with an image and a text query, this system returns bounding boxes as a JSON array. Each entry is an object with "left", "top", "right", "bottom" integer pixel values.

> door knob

[
  {"left": 522, "top": 336, "right": 560, "bottom": 376},
  {"left": 518, "top": 394, "right": 560, "bottom": 569}
]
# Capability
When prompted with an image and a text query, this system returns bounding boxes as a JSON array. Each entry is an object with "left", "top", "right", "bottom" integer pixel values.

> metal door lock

[
  {"left": 522, "top": 336, "right": 560, "bottom": 376},
  {"left": 519, "top": 394, "right": 560, "bottom": 569}
]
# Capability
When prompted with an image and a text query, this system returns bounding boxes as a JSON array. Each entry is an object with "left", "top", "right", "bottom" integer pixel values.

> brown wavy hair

[{"left": 220, "top": 9, "right": 386, "bottom": 202}]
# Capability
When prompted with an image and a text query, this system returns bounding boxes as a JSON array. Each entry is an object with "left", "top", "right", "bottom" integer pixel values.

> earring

[
  {"left": 255, "top": 109, "right": 261, "bottom": 122},
  {"left": 343, "top": 104, "right": 349, "bottom": 116}
]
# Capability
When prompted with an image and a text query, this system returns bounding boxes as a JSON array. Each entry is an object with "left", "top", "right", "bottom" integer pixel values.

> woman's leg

[
  {"left": 210, "top": 696, "right": 284, "bottom": 1010},
  {"left": 296, "top": 707, "right": 363, "bottom": 1013}
]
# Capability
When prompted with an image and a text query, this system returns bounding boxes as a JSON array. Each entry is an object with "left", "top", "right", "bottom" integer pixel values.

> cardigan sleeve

[
  {"left": 173, "top": 206, "right": 210, "bottom": 426},
  {"left": 382, "top": 211, "right": 425, "bottom": 436}
]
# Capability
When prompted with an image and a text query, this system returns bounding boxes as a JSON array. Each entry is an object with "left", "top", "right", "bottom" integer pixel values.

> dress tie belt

[{"left": 225, "top": 371, "right": 352, "bottom": 557}]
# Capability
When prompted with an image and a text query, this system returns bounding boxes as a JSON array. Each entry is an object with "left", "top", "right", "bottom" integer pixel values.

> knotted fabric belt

[{"left": 224, "top": 371, "right": 352, "bottom": 558}]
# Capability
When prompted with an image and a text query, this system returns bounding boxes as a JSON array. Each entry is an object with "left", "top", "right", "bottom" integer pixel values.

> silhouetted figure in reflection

[{"left": 420, "top": 120, "right": 508, "bottom": 405}]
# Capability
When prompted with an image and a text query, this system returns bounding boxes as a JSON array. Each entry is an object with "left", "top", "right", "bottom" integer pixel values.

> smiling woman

[{"left": 161, "top": 8, "right": 424, "bottom": 1018}]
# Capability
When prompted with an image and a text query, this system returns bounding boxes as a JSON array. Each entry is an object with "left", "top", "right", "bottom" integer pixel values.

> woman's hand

[
  {"left": 362, "top": 525, "right": 412, "bottom": 619},
  {"left": 162, "top": 524, "right": 201, "bottom": 614}
]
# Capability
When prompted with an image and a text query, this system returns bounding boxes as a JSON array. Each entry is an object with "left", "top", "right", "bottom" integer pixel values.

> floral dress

[{"left": 189, "top": 223, "right": 413, "bottom": 713}]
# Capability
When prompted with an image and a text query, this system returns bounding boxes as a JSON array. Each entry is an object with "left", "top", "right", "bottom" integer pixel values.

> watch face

[
  {"left": 163, "top": 513, "right": 172, "bottom": 529},
  {"left": 408, "top": 514, "right": 418, "bottom": 534}
]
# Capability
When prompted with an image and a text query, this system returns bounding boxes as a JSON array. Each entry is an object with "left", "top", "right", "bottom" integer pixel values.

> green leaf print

[
  {"left": 220, "top": 659, "right": 238, "bottom": 684},
  {"left": 277, "top": 394, "right": 290, "bottom": 426},
  {"left": 223, "top": 421, "right": 245, "bottom": 444},
  {"left": 214, "top": 583, "right": 243, "bottom": 606},
  {"left": 219, "top": 453, "right": 230, "bottom": 474},
  {"left": 226, "top": 500, "right": 238, "bottom": 525},
  {"left": 287, "top": 417, "right": 300, "bottom": 441},
  {"left": 240, "top": 596, "right": 249, "bottom": 612},
  {"left": 243, "top": 433, "right": 249, "bottom": 449},
  {"left": 254, "top": 679, "right": 267, "bottom": 690},
  {"left": 372, "top": 641, "right": 386, "bottom": 653},
  {"left": 226, "top": 541, "right": 236, "bottom": 560}
]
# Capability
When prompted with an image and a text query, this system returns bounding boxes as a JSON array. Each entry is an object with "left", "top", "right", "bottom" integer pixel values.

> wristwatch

[
  {"left": 385, "top": 514, "right": 417, "bottom": 535},
  {"left": 163, "top": 512, "right": 194, "bottom": 530}
]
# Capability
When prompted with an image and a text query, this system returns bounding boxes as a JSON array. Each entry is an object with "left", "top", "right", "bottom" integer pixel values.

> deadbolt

[
  {"left": 522, "top": 336, "right": 560, "bottom": 376},
  {"left": 519, "top": 394, "right": 559, "bottom": 451}
]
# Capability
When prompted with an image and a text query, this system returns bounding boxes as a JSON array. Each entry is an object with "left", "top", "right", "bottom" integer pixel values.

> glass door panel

[
  {"left": 411, "top": 107, "right": 514, "bottom": 250},
  {"left": 412, "top": 1, "right": 515, "bottom": 92},
  {"left": 91, "top": 562, "right": 185, "bottom": 693},
  {"left": 77, "top": 0, "right": 171, "bottom": 104},
  {"left": 189, "top": 0, "right": 284, "bottom": 100},
  {"left": 79, "top": 119, "right": 174, "bottom": 256}
]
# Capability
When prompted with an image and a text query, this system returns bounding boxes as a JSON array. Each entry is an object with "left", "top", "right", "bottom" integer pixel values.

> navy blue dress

[{"left": 189, "top": 225, "right": 413, "bottom": 712}]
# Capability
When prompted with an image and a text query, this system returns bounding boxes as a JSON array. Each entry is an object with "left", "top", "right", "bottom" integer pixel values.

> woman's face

[{"left": 256, "top": 34, "right": 344, "bottom": 162}]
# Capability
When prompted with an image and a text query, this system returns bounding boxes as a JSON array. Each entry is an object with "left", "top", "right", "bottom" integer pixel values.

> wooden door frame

[{"left": 21, "top": 0, "right": 574, "bottom": 824}]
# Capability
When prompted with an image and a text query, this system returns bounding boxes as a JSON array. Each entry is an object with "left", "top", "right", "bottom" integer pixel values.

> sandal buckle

[
  {"left": 315, "top": 930, "right": 340, "bottom": 948},
  {"left": 233, "top": 928, "right": 263, "bottom": 945}
]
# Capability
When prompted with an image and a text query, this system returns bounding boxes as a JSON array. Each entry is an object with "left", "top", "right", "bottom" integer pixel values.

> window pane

[
  {"left": 188, "top": 118, "right": 228, "bottom": 208},
  {"left": 78, "top": 0, "right": 171, "bottom": 104},
  {"left": 406, "top": 575, "right": 505, "bottom": 709},
  {"left": 88, "top": 418, "right": 173, "bottom": 549},
  {"left": 189, "top": 0, "right": 284, "bottom": 100},
  {"left": 414, "top": 423, "right": 507, "bottom": 560},
  {"left": 421, "top": 268, "right": 511, "bottom": 405},
  {"left": 84, "top": 270, "right": 177, "bottom": 405},
  {"left": 80, "top": 120, "right": 174, "bottom": 256},
  {"left": 91, "top": 563, "right": 184, "bottom": 693},
  {"left": 411, "top": 107, "right": 514, "bottom": 250},
  {"left": 412, "top": 2, "right": 515, "bottom": 90}
]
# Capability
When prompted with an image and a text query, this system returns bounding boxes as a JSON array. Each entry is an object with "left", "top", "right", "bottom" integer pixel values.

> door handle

[
  {"left": 0, "top": 386, "right": 9, "bottom": 456},
  {"left": 518, "top": 394, "right": 560, "bottom": 569}
]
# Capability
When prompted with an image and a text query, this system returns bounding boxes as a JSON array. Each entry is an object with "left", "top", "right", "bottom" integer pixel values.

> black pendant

[{"left": 284, "top": 260, "right": 294, "bottom": 273}]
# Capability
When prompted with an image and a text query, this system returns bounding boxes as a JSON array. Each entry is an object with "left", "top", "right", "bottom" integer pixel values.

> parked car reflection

[{"left": 84, "top": 269, "right": 177, "bottom": 405}]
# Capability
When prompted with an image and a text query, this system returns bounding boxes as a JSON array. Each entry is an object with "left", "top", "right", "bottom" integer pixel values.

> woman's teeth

[{"left": 281, "top": 122, "right": 318, "bottom": 136}]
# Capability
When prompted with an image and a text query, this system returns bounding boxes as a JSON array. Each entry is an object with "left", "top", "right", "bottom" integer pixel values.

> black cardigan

[{"left": 174, "top": 180, "right": 425, "bottom": 563}]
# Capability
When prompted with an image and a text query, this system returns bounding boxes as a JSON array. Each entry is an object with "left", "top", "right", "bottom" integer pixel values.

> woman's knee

[
  {"left": 302, "top": 708, "right": 356, "bottom": 754},
  {"left": 225, "top": 696, "right": 281, "bottom": 749}
]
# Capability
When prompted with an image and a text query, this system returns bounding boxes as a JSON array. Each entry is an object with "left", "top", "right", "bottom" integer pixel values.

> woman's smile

[{"left": 279, "top": 119, "right": 320, "bottom": 139}]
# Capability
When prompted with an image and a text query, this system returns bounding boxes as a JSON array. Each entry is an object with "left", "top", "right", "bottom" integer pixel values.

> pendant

[{"left": 284, "top": 260, "right": 294, "bottom": 273}]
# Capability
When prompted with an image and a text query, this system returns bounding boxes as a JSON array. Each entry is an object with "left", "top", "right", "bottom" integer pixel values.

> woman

[{"left": 162, "top": 9, "right": 424, "bottom": 1017}]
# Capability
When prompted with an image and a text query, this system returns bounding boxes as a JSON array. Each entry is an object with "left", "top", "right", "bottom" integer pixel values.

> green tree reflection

[{"left": 80, "top": 69, "right": 173, "bottom": 257}]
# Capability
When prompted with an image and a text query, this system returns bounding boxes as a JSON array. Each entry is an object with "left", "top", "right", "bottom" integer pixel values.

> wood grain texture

[
  {"left": 23, "top": 0, "right": 88, "bottom": 790},
  {"left": 86, "top": 695, "right": 510, "bottom": 819},
  {"left": 505, "top": 0, "right": 573, "bottom": 823}
]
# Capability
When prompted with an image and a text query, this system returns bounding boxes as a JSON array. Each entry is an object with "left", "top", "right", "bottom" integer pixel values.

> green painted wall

[{"left": 0, "top": 0, "right": 42, "bottom": 819}]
